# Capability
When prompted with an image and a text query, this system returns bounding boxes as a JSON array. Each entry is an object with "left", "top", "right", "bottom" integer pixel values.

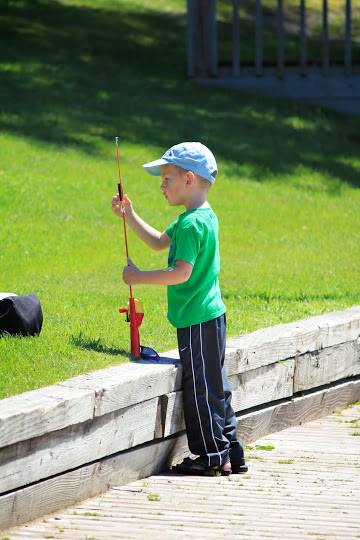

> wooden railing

[{"left": 187, "top": 0, "right": 355, "bottom": 78}]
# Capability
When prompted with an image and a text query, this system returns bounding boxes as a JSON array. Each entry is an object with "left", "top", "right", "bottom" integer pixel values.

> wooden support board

[
  {"left": 225, "top": 306, "right": 360, "bottom": 375},
  {"left": 0, "top": 397, "right": 161, "bottom": 494},
  {"left": 294, "top": 338, "right": 360, "bottom": 392},
  {"left": 0, "top": 360, "right": 181, "bottom": 450}
]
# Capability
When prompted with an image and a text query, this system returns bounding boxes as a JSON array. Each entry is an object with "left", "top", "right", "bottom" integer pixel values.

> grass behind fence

[{"left": 0, "top": 0, "right": 359, "bottom": 399}]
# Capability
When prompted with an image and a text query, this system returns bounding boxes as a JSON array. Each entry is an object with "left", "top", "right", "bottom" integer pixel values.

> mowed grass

[{"left": 0, "top": 0, "right": 359, "bottom": 399}]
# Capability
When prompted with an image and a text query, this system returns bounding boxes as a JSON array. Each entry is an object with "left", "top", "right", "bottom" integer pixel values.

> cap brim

[{"left": 142, "top": 158, "right": 170, "bottom": 176}]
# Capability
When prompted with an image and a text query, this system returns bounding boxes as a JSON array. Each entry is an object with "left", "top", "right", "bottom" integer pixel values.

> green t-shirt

[{"left": 165, "top": 205, "right": 226, "bottom": 328}]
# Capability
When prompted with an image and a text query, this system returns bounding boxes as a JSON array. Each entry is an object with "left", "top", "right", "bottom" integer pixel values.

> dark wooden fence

[{"left": 187, "top": 0, "right": 355, "bottom": 78}]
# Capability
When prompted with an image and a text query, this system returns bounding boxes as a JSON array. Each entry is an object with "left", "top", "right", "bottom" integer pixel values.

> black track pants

[{"left": 177, "top": 314, "right": 245, "bottom": 468}]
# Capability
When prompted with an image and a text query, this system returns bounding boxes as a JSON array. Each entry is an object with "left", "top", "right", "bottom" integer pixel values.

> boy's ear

[{"left": 185, "top": 170, "right": 196, "bottom": 185}]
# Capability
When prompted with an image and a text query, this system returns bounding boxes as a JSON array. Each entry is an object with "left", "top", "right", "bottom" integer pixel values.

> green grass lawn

[{"left": 0, "top": 0, "right": 359, "bottom": 399}]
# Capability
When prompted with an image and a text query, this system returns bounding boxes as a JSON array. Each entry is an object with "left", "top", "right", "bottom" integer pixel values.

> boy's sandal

[
  {"left": 231, "top": 462, "right": 249, "bottom": 474},
  {"left": 171, "top": 456, "right": 231, "bottom": 477}
]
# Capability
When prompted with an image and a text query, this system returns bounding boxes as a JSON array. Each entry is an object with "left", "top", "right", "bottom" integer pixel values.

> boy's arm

[
  {"left": 112, "top": 194, "right": 170, "bottom": 251},
  {"left": 123, "top": 258, "right": 192, "bottom": 286}
]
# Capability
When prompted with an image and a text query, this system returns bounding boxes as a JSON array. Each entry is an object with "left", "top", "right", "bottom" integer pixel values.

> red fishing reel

[{"left": 119, "top": 298, "right": 158, "bottom": 360}]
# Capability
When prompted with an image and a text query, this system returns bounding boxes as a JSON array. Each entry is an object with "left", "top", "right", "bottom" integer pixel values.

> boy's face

[{"left": 160, "top": 164, "right": 188, "bottom": 206}]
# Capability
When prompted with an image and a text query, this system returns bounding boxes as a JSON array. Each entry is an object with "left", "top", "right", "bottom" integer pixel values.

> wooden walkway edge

[{"left": 5, "top": 402, "right": 360, "bottom": 540}]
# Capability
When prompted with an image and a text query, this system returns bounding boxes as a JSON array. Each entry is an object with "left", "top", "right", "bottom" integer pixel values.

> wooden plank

[
  {"left": 232, "top": 0, "right": 240, "bottom": 77},
  {"left": 236, "top": 378, "right": 360, "bottom": 444},
  {"left": 59, "top": 359, "right": 182, "bottom": 417},
  {"left": 255, "top": 0, "right": 263, "bottom": 76},
  {"left": 187, "top": 0, "right": 196, "bottom": 77},
  {"left": 0, "top": 433, "right": 189, "bottom": 532},
  {"left": 294, "top": 338, "right": 360, "bottom": 392},
  {"left": 208, "top": 0, "right": 218, "bottom": 76},
  {"left": 161, "top": 391, "right": 185, "bottom": 437},
  {"left": 300, "top": 0, "right": 307, "bottom": 75},
  {"left": 225, "top": 306, "right": 360, "bottom": 375},
  {"left": 0, "top": 397, "right": 161, "bottom": 494},
  {"left": 0, "top": 359, "right": 181, "bottom": 452},
  {"left": 0, "top": 384, "right": 95, "bottom": 450},
  {"left": 344, "top": 0, "right": 352, "bottom": 74},
  {"left": 230, "top": 358, "right": 295, "bottom": 412},
  {"left": 1, "top": 378, "right": 359, "bottom": 532},
  {"left": 276, "top": 0, "right": 285, "bottom": 78},
  {"left": 322, "top": 0, "right": 329, "bottom": 74}
]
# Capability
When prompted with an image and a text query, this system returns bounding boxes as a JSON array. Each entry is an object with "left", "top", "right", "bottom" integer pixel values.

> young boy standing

[{"left": 112, "top": 142, "right": 247, "bottom": 476}]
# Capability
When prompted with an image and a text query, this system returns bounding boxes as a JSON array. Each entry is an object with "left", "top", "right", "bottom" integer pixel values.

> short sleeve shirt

[{"left": 165, "top": 206, "right": 226, "bottom": 328}]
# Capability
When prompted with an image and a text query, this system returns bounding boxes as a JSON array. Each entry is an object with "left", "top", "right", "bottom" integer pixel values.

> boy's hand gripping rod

[{"left": 115, "top": 137, "right": 144, "bottom": 358}]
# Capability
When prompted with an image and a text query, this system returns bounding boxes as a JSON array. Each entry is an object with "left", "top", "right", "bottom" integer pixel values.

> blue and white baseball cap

[{"left": 143, "top": 142, "right": 218, "bottom": 184}]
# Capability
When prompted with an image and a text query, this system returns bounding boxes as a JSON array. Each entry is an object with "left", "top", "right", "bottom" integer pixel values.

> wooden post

[
  {"left": 207, "top": 0, "right": 218, "bottom": 76},
  {"left": 255, "top": 0, "right": 263, "bottom": 76},
  {"left": 344, "top": 0, "right": 352, "bottom": 74},
  {"left": 187, "top": 0, "right": 196, "bottom": 77},
  {"left": 322, "top": 0, "right": 329, "bottom": 75},
  {"left": 232, "top": 0, "right": 240, "bottom": 77},
  {"left": 300, "top": 0, "right": 307, "bottom": 76},
  {"left": 186, "top": 0, "right": 217, "bottom": 77},
  {"left": 276, "top": 0, "right": 285, "bottom": 79}
]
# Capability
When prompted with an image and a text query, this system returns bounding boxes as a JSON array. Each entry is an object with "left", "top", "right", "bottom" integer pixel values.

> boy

[{"left": 111, "top": 142, "right": 247, "bottom": 476}]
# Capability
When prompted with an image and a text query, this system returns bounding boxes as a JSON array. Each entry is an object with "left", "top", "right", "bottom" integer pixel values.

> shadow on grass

[
  {"left": 70, "top": 332, "right": 131, "bottom": 358},
  {"left": 0, "top": 0, "right": 359, "bottom": 190}
]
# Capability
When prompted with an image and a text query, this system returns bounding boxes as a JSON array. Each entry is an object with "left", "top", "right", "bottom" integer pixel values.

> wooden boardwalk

[{"left": 5, "top": 403, "right": 360, "bottom": 540}]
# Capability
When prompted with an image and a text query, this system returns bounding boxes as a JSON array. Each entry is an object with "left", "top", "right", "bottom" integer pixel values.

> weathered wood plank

[
  {"left": 0, "top": 433, "right": 189, "bottom": 532},
  {"left": 226, "top": 306, "right": 360, "bottom": 375},
  {"left": 276, "top": 0, "right": 285, "bottom": 78},
  {"left": 230, "top": 358, "right": 295, "bottom": 411},
  {"left": 59, "top": 360, "right": 182, "bottom": 417},
  {"left": 344, "top": 0, "right": 352, "bottom": 74},
  {"left": 187, "top": 0, "right": 196, "bottom": 77},
  {"left": 300, "top": 0, "right": 307, "bottom": 75},
  {"left": 322, "top": 0, "right": 330, "bottom": 74},
  {"left": 0, "top": 359, "right": 181, "bottom": 452},
  {"left": 237, "top": 378, "right": 360, "bottom": 443},
  {"left": 1, "top": 378, "right": 359, "bottom": 532},
  {"left": 294, "top": 338, "right": 360, "bottom": 392},
  {"left": 161, "top": 391, "right": 185, "bottom": 438},
  {"left": 0, "top": 397, "right": 161, "bottom": 494},
  {"left": 255, "top": 0, "right": 263, "bottom": 76},
  {"left": 232, "top": 0, "right": 240, "bottom": 77},
  {"left": 0, "top": 385, "right": 95, "bottom": 450}
]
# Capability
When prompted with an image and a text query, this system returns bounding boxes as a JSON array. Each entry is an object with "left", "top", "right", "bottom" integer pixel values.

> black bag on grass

[{"left": 0, "top": 294, "right": 43, "bottom": 337}]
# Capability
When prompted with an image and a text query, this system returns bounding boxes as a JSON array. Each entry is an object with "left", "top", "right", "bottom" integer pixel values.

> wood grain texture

[
  {"left": 225, "top": 305, "right": 360, "bottom": 375},
  {"left": 0, "top": 397, "right": 161, "bottom": 494},
  {"left": 0, "top": 384, "right": 95, "bottom": 450},
  {"left": 294, "top": 338, "right": 360, "bottom": 392},
  {"left": 230, "top": 358, "right": 295, "bottom": 411},
  {"left": 59, "top": 359, "right": 182, "bottom": 417}
]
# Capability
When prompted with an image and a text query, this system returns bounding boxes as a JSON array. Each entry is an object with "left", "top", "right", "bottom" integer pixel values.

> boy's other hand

[
  {"left": 123, "top": 257, "right": 140, "bottom": 285},
  {"left": 111, "top": 193, "right": 133, "bottom": 219}
]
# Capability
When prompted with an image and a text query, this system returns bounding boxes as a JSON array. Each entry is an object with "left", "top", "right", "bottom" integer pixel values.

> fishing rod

[{"left": 115, "top": 137, "right": 158, "bottom": 361}]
